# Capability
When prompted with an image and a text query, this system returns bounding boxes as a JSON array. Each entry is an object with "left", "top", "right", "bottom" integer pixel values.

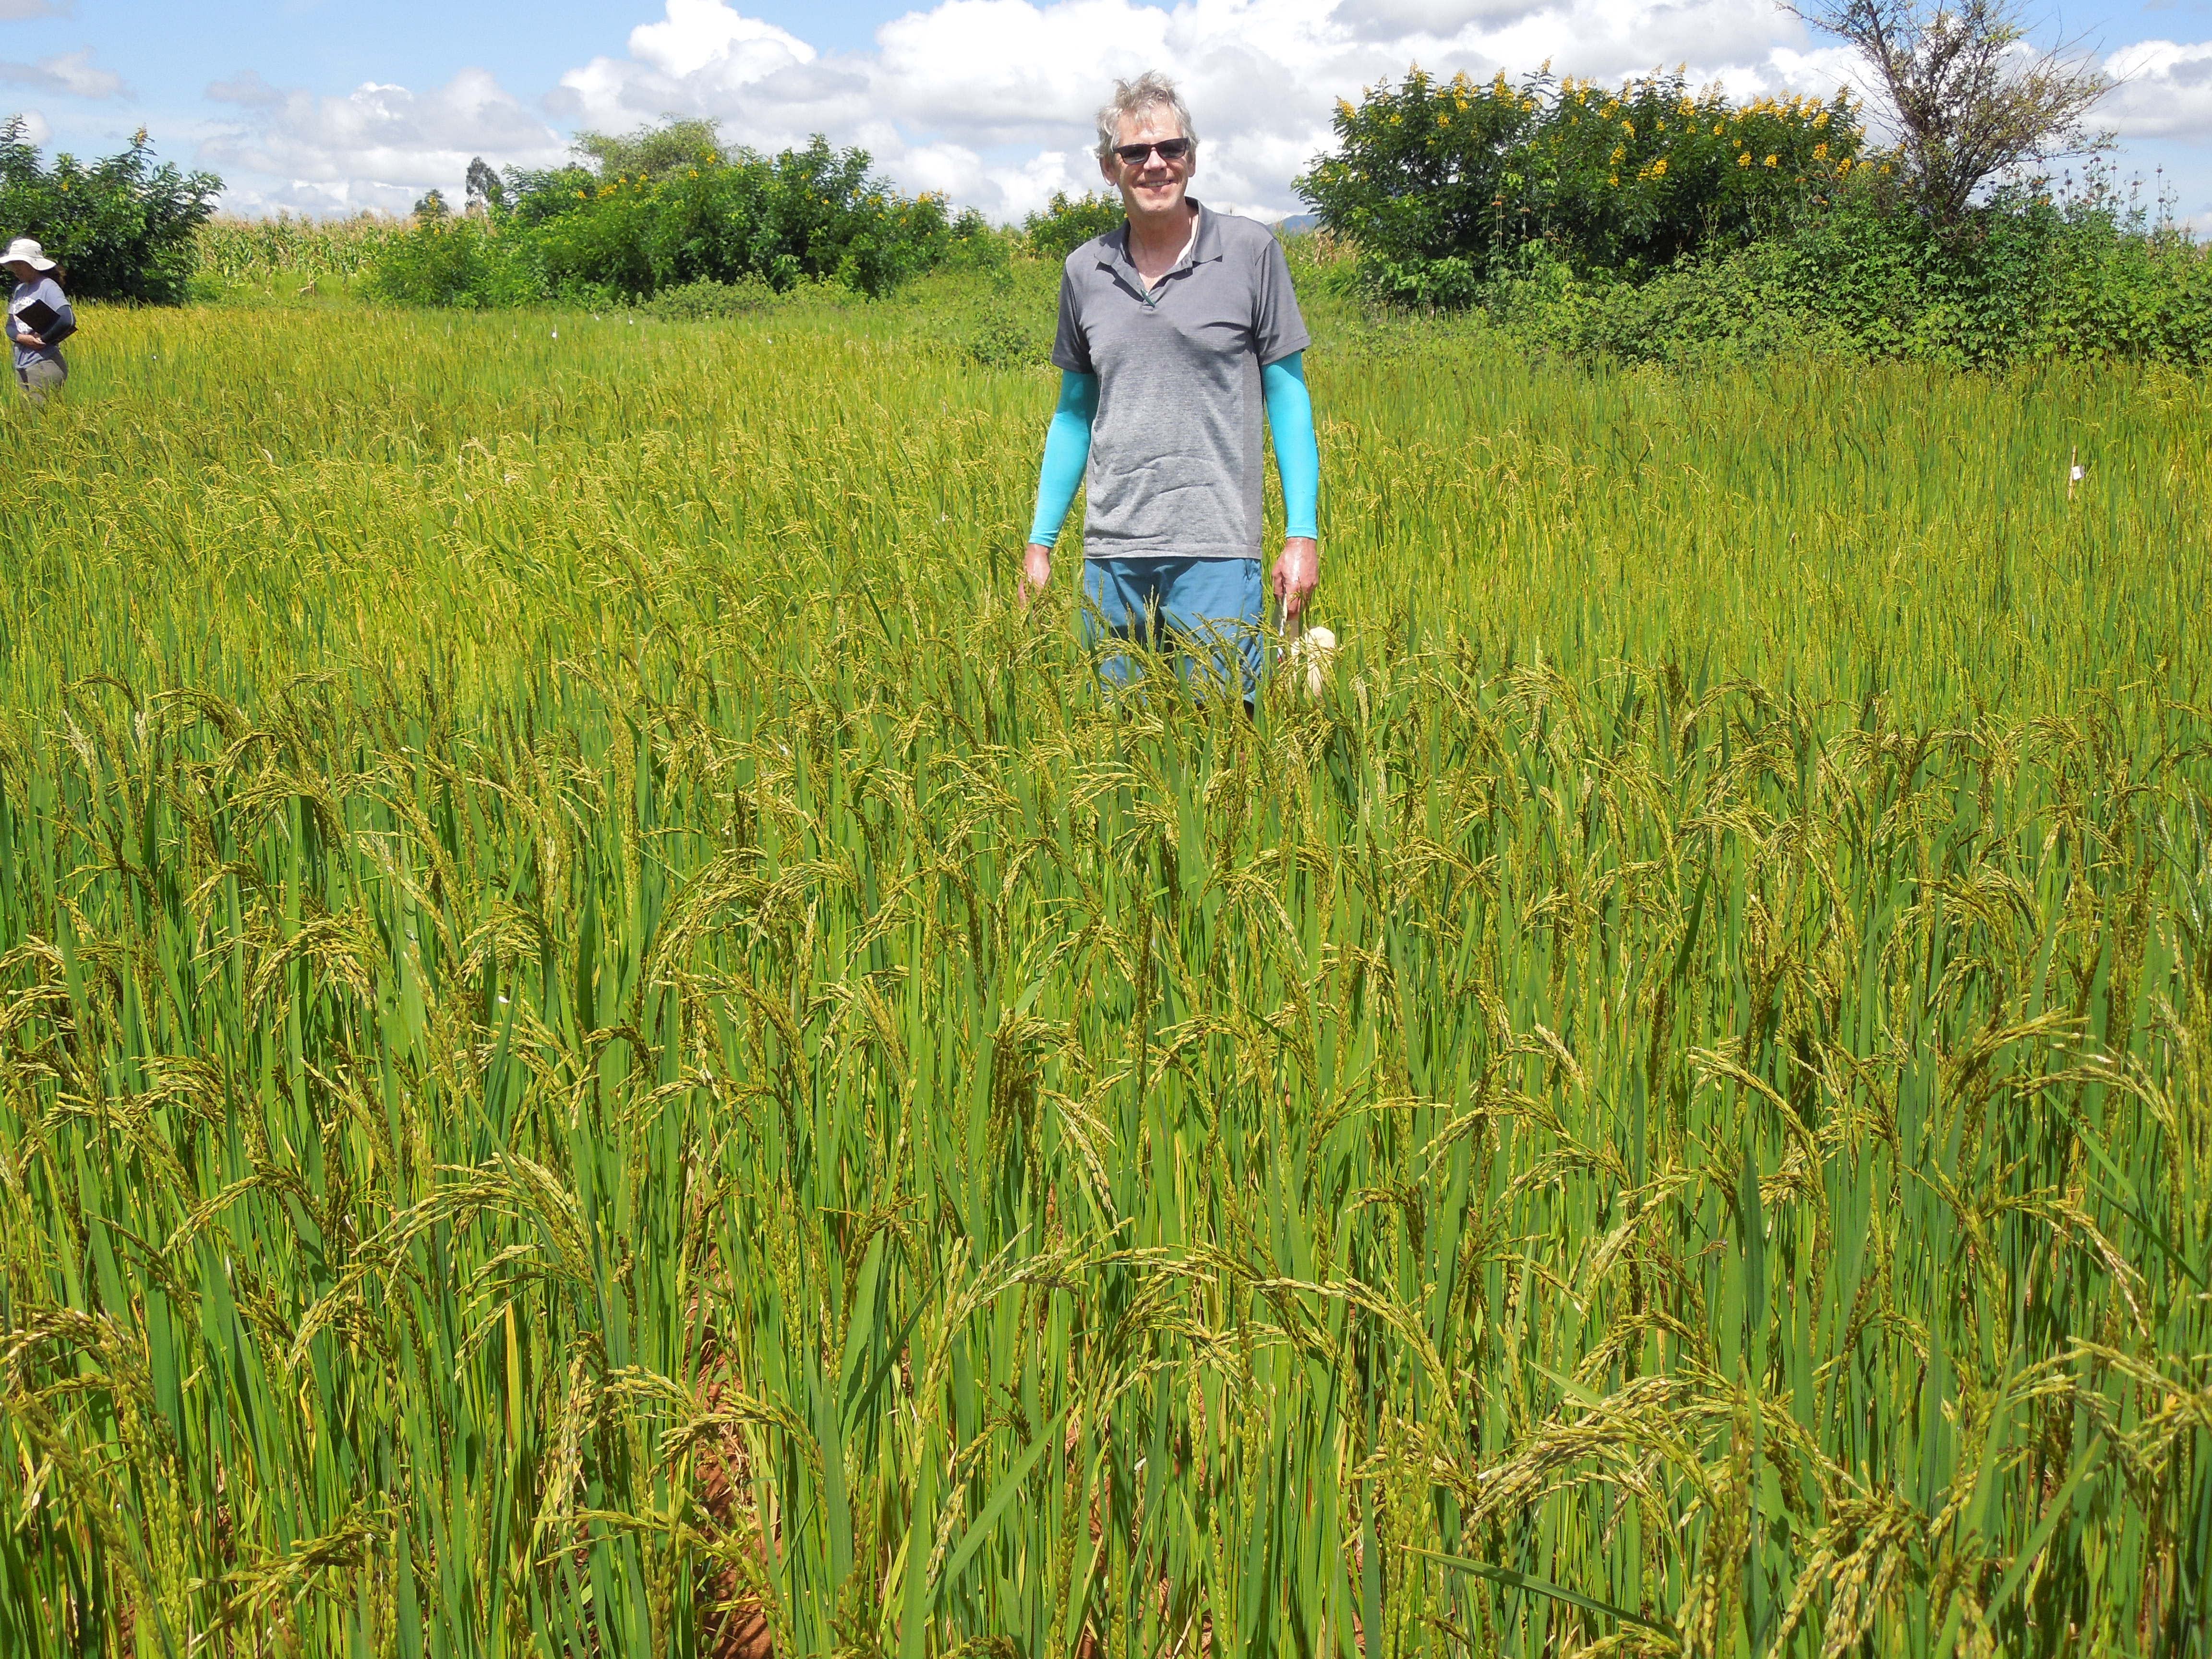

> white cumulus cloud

[
  {"left": 2104, "top": 39, "right": 2212, "bottom": 141},
  {"left": 0, "top": 48, "right": 124, "bottom": 100},
  {"left": 552, "top": 0, "right": 819, "bottom": 127},
  {"left": 202, "top": 67, "right": 568, "bottom": 215}
]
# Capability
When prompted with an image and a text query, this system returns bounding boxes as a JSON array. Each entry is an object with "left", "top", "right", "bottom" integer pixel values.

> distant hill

[{"left": 1274, "top": 213, "right": 1319, "bottom": 234}]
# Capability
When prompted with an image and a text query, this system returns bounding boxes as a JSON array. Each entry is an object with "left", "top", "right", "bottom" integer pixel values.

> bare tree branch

[{"left": 1783, "top": 0, "right": 2110, "bottom": 223}]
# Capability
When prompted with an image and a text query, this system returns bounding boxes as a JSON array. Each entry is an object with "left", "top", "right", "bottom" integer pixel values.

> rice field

[{"left": 1, "top": 295, "right": 2209, "bottom": 1658}]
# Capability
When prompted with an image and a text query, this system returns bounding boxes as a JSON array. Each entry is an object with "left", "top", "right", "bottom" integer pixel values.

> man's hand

[
  {"left": 1018, "top": 541, "right": 1053, "bottom": 608},
  {"left": 14, "top": 332, "right": 41, "bottom": 349},
  {"left": 1273, "top": 537, "right": 1319, "bottom": 625}
]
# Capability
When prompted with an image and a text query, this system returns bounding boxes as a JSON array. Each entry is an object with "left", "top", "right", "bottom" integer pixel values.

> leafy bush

[
  {"left": 1298, "top": 67, "right": 1863, "bottom": 304},
  {"left": 360, "top": 216, "right": 543, "bottom": 309},
  {"left": 1462, "top": 171, "right": 2212, "bottom": 369},
  {"left": 1023, "top": 190, "right": 1124, "bottom": 259},
  {"left": 641, "top": 276, "right": 776, "bottom": 319},
  {"left": 369, "top": 126, "right": 963, "bottom": 308},
  {"left": 941, "top": 216, "right": 1020, "bottom": 280},
  {"left": 962, "top": 295, "right": 1054, "bottom": 367},
  {"left": 1773, "top": 179, "right": 2212, "bottom": 366},
  {"left": 570, "top": 118, "right": 726, "bottom": 185},
  {"left": 2032, "top": 201, "right": 2212, "bottom": 363},
  {"left": 0, "top": 119, "right": 220, "bottom": 303}
]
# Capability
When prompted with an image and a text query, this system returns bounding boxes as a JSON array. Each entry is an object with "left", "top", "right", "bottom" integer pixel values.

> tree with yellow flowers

[{"left": 1296, "top": 67, "right": 1863, "bottom": 307}]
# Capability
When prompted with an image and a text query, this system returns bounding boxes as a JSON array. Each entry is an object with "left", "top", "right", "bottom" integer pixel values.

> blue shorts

[{"left": 1082, "top": 556, "right": 1264, "bottom": 701}]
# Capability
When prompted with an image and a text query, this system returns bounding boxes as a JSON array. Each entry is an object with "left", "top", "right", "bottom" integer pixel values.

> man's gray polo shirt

[{"left": 1051, "top": 203, "right": 1310, "bottom": 562}]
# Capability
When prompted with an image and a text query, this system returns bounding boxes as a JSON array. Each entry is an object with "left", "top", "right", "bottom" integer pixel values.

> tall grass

[{"left": 0, "top": 300, "right": 2207, "bottom": 1657}]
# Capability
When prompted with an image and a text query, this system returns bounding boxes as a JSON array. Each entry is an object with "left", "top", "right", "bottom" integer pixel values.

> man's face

[{"left": 1101, "top": 107, "right": 1193, "bottom": 216}]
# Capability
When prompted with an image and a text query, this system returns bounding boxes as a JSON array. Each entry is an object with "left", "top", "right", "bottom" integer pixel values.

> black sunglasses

[{"left": 1113, "top": 138, "right": 1193, "bottom": 166}]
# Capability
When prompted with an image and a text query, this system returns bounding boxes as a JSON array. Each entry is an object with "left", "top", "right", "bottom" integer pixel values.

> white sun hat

[{"left": 1, "top": 238, "right": 55, "bottom": 271}]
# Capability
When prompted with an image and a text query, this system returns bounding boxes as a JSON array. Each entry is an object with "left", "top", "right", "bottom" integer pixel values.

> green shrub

[
  {"left": 641, "top": 275, "right": 776, "bottom": 319},
  {"left": 0, "top": 119, "right": 220, "bottom": 303},
  {"left": 2033, "top": 208, "right": 2212, "bottom": 364},
  {"left": 371, "top": 127, "right": 961, "bottom": 308},
  {"left": 962, "top": 295, "right": 1054, "bottom": 367},
  {"left": 943, "top": 210, "right": 1019, "bottom": 276},
  {"left": 1298, "top": 67, "right": 1863, "bottom": 304},
  {"left": 1023, "top": 190, "right": 1124, "bottom": 260},
  {"left": 1474, "top": 240, "right": 1852, "bottom": 367},
  {"left": 360, "top": 216, "right": 544, "bottom": 309},
  {"left": 570, "top": 118, "right": 726, "bottom": 185},
  {"left": 1460, "top": 172, "right": 2212, "bottom": 370}
]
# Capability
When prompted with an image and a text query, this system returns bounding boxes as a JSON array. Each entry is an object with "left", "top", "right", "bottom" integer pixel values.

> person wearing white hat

[{"left": 3, "top": 237, "right": 73, "bottom": 403}]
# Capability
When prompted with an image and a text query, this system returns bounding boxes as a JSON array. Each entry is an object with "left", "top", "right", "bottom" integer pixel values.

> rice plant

[{"left": 0, "top": 299, "right": 2207, "bottom": 1657}]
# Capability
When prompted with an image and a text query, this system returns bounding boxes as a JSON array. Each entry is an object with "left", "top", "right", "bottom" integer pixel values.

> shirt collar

[{"left": 1101, "top": 201, "right": 1217, "bottom": 293}]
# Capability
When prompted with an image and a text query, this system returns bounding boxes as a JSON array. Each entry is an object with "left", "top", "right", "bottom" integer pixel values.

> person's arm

[
  {"left": 43, "top": 286, "right": 74, "bottom": 347},
  {"left": 1263, "top": 351, "right": 1320, "bottom": 622},
  {"left": 1019, "top": 369, "right": 1098, "bottom": 603},
  {"left": 1263, "top": 353, "right": 1318, "bottom": 538}
]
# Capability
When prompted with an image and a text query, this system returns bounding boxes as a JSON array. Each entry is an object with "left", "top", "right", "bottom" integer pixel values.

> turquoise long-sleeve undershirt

[
  {"left": 1027, "top": 370, "right": 1098, "bottom": 547},
  {"left": 1262, "top": 353, "right": 1319, "bottom": 541},
  {"left": 1025, "top": 351, "right": 1321, "bottom": 546}
]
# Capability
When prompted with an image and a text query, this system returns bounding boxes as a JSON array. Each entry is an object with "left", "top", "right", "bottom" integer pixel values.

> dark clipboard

[{"left": 12, "top": 296, "right": 71, "bottom": 343}]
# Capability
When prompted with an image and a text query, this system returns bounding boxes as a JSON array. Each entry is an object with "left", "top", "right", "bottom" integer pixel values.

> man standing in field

[{"left": 1019, "top": 72, "right": 1321, "bottom": 704}]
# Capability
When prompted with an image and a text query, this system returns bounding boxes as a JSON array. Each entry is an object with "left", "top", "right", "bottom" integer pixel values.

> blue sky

[{"left": 10, "top": 0, "right": 2212, "bottom": 222}]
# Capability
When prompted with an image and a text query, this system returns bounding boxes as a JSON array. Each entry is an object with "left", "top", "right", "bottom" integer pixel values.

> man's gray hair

[{"left": 1094, "top": 72, "right": 1198, "bottom": 163}]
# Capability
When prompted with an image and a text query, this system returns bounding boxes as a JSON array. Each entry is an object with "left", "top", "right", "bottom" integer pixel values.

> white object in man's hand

[{"left": 1287, "top": 624, "right": 1337, "bottom": 697}]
